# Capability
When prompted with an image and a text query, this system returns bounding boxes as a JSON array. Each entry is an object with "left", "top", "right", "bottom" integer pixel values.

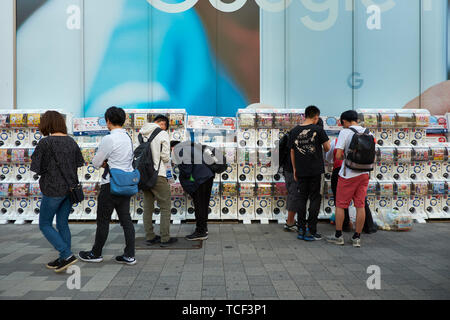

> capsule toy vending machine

[
  {"left": 392, "top": 182, "right": 412, "bottom": 215},
  {"left": 236, "top": 109, "right": 256, "bottom": 148},
  {"left": 425, "top": 181, "right": 447, "bottom": 219},
  {"left": 9, "top": 113, "right": 29, "bottom": 148},
  {"left": 220, "top": 182, "right": 238, "bottom": 220},
  {"left": 11, "top": 148, "right": 32, "bottom": 184},
  {"left": 0, "top": 114, "right": 13, "bottom": 148},
  {"left": 237, "top": 148, "right": 256, "bottom": 183},
  {"left": 11, "top": 183, "right": 29, "bottom": 224},
  {"left": 271, "top": 110, "right": 292, "bottom": 150},
  {"left": 255, "top": 110, "right": 273, "bottom": 148},
  {"left": 426, "top": 146, "right": 446, "bottom": 181},
  {"left": 26, "top": 113, "right": 43, "bottom": 148},
  {"left": 238, "top": 183, "right": 255, "bottom": 224},
  {"left": 410, "top": 110, "right": 430, "bottom": 146},
  {"left": 168, "top": 110, "right": 187, "bottom": 142},
  {"left": 375, "top": 182, "right": 394, "bottom": 217},
  {"left": 409, "top": 181, "right": 428, "bottom": 222},
  {"left": 376, "top": 111, "right": 395, "bottom": 147},
  {"left": 186, "top": 195, "right": 195, "bottom": 221},
  {"left": 410, "top": 147, "right": 430, "bottom": 181},
  {"left": 256, "top": 148, "right": 273, "bottom": 183},
  {"left": 393, "top": 111, "right": 415, "bottom": 147},
  {"left": 28, "top": 183, "right": 42, "bottom": 223},
  {"left": 81, "top": 183, "right": 98, "bottom": 221},
  {"left": 0, "top": 184, "right": 12, "bottom": 224},
  {"left": 221, "top": 147, "right": 237, "bottom": 183},
  {"left": 208, "top": 182, "right": 222, "bottom": 220},
  {"left": 170, "top": 183, "right": 186, "bottom": 224},
  {"left": 134, "top": 192, "right": 145, "bottom": 224},
  {"left": 322, "top": 115, "right": 343, "bottom": 182},
  {"left": 393, "top": 147, "right": 412, "bottom": 181},
  {"left": 254, "top": 183, "right": 272, "bottom": 223},
  {"left": 81, "top": 147, "right": 100, "bottom": 183},
  {"left": 366, "top": 181, "right": 378, "bottom": 214},
  {"left": 442, "top": 145, "right": 450, "bottom": 180},
  {"left": 272, "top": 182, "right": 288, "bottom": 223},
  {"left": 320, "top": 181, "right": 334, "bottom": 219},
  {"left": 375, "top": 146, "right": 395, "bottom": 181},
  {"left": 442, "top": 182, "right": 450, "bottom": 218}
]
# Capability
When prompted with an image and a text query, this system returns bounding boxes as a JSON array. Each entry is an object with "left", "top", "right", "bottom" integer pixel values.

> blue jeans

[{"left": 39, "top": 195, "right": 73, "bottom": 260}]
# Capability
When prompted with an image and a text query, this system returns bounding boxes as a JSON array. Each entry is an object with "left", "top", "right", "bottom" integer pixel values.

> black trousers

[
  {"left": 331, "top": 167, "right": 376, "bottom": 233},
  {"left": 92, "top": 184, "right": 135, "bottom": 257},
  {"left": 297, "top": 175, "right": 322, "bottom": 235},
  {"left": 192, "top": 177, "right": 214, "bottom": 233}
]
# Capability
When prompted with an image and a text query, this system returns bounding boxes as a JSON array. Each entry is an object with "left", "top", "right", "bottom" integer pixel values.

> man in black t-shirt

[{"left": 288, "top": 106, "right": 330, "bottom": 241}]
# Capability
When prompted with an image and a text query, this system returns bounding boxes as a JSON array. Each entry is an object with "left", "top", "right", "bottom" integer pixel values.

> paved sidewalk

[{"left": 0, "top": 222, "right": 449, "bottom": 300}]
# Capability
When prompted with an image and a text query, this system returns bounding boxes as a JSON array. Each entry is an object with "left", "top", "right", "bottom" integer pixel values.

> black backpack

[
  {"left": 344, "top": 127, "right": 376, "bottom": 172},
  {"left": 276, "top": 131, "right": 290, "bottom": 174},
  {"left": 202, "top": 145, "right": 228, "bottom": 174},
  {"left": 133, "top": 128, "right": 163, "bottom": 191}
]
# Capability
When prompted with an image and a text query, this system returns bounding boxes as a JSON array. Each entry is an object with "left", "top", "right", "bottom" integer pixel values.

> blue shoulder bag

[{"left": 103, "top": 134, "right": 140, "bottom": 197}]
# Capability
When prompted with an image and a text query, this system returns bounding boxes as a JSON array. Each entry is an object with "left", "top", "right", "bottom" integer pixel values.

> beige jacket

[{"left": 139, "top": 123, "right": 170, "bottom": 177}]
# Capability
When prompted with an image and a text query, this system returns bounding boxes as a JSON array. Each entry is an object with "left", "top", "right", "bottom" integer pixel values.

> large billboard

[{"left": 15, "top": 0, "right": 450, "bottom": 117}]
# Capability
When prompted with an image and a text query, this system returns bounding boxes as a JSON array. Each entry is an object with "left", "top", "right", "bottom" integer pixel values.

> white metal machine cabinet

[
  {"left": 375, "top": 182, "right": 394, "bottom": 217},
  {"left": 409, "top": 181, "right": 428, "bottom": 222},
  {"left": 272, "top": 182, "right": 288, "bottom": 223},
  {"left": 208, "top": 182, "right": 221, "bottom": 220},
  {"left": 255, "top": 149, "right": 272, "bottom": 183},
  {"left": 255, "top": 183, "right": 273, "bottom": 223},
  {"left": 410, "top": 147, "right": 430, "bottom": 181},
  {"left": 237, "top": 110, "right": 256, "bottom": 148},
  {"left": 220, "top": 182, "right": 238, "bottom": 220},
  {"left": 393, "top": 147, "right": 412, "bottom": 181},
  {"left": 237, "top": 148, "right": 256, "bottom": 183},
  {"left": 375, "top": 147, "right": 395, "bottom": 181},
  {"left": 237, "top": 183, "right": 255, "bottom": 223},
  {"left": 392, "top": 181, "right": 412, "bottom": 215},
  {"left": 426, "top": 181, "right": 448, "bottom": 219},
  {"left": 255, "top": 111, "right": 273, "bottom": 148},
  {"left": 320, "top": 181, "right": 334, "bottom": 219},
  {"left": 170, "top": 183, "right": 186, "bottom": 224}
]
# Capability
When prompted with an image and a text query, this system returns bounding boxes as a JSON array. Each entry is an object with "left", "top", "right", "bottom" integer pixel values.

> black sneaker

[
  {"left": 185, "top": 231, "right": 208, "bottom": 241},
  {"left": 160, "top": 237, "right": 178, "bottom": 247},
  {"left": 78, "top": 251, "right": 103, "bottom": 263},
  {"left": 115, "top": 255, "right": 137, "bottom": 265},
  {"left": 146, "top": 235, "right": 161, "bottom": 245},
  {"left": 312, "top": 233, "right": 322, "bottom": 241},
  {"left": 46, "top": 258, "right": 61, "bottom": 269},
  {"left": 54, "top": 255, "right": 78, "bottom": 273},
  {"left": 284, "top": 223, "right": 298, "bottom": 232}
]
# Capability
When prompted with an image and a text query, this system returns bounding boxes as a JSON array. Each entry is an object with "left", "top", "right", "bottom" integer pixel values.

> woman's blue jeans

[{"left": 39, "top": 195, "right": 73, "bottom": 260}]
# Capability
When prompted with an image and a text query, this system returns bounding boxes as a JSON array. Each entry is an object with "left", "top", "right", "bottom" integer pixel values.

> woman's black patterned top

[{"left": 31, "top": 136, "right": 85, "bottom": 198}]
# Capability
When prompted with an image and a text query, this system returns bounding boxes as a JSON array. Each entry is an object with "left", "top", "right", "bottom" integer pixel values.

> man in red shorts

[{"left": 326, "top": 110, "right": 374, "bottom": 248}]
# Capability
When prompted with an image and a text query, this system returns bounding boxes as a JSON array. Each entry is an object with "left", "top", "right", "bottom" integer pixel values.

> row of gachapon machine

[{"left": 373, "top": 145, "right": 449, "bottom": 181}]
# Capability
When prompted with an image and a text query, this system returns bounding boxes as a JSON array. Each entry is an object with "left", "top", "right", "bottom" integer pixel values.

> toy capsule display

[
  {"left": 377, "top": 147, "right": 395, "bottom": 162},
  {"left": 169, "top": 113, "right": 185, "bottom": 128},
  {"left": 238, "top": 183, "right": 255, "bottom": 197},
  {"left": 0, "top": 114, "right": 9, "bottom": 128},
  {"left": 273, "top": 183, "right": 288, "bottom": 196},
  {"left": 0, "top": 184, "right": 10, "bottom": 197},
  {"left": 12, "top": 183, "right": 29, "bottom": 197},
  {"left": 9, "top": 114, "right": 28, "bottom": 128},
  {"left": 26, "top": 114, "right": 41, "bottom": 127},
  {"left": 412, "top": 147, "right": 430, "bottom": 162},
  {"left": 358, "top": 113, "right": 379, "bottom": 128},
  {"left": 256, "top": 183, "right": 272, "bottom": 197},
  {"left": 256, "top": 112, "right": 273, "bottom": 129},
  {"left": 395, "top": 182, "right": 412, "bottom": 197},
  {"left": 273, "top": 112, "right": 291, "bottom": 129},
  {"left": 395, "top": 147, "right": 412, "bottom": 163},
  {"left": 413, "top": 181, "right": 429, "bottom": 197},
  {"left": 237, "top": 111, "right": 256, "bottom": 129},
  {"left": 221, "top": 183, "right": 238, "bottom": 196}
]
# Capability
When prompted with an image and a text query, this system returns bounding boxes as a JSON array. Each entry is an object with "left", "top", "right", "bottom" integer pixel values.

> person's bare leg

[
  {"left": 355, "top": 207, "right": 366, "bottom": 234},
  {"left": 335, "top": 207, "right": 345, "bottom": 232},
  {"left": 286, "top": 211, "right": 296, "bottom": 225}
]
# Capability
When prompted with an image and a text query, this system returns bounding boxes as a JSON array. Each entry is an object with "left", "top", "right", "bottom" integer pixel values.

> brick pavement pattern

[{"left": 0, "top": 222, "right": 449, "bottom": 300}]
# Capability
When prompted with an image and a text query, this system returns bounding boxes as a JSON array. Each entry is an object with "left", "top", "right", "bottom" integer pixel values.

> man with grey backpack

[
  {"left": 326, "top": 110, "right": 376, "bottom": 248},
  {"left": 139, "top": 115, "right": 177, "bottom": 247}
]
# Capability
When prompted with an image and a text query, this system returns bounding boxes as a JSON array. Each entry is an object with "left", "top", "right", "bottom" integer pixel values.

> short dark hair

[
  {"left": 305, "top": 105, "right": 320, "bottom": 119},
  {"left": 340, "top": 110, "right": 358, "bottom": 124},
  {"left": 317, "top": 117, "right": 324, "bottom": 128},
  {"left": 170, "top": 140, "right": 181, "bottom": 149},
  {"left": 154, "top": 114, "right": 170, "bottom": 130},
  {"left": 104, "top": 106, "right": 126, "bottom": 127},
  {"left": 39, "top": 111, "right": 67, "bottom": 136}
]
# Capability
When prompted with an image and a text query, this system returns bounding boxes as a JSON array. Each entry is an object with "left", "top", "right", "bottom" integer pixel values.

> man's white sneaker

[
  {"left": 326, "top": 234, "right": 345, "bottom": 245},
  {"left": 352, "top": 238, "right": 361, "bottom": 248}
]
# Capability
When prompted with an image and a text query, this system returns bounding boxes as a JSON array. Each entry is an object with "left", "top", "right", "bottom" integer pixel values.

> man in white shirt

[
  {"left": 326, "top": 110, "right": 374, "bottom": 248},
  {"left": 139, "top": 115, "right": 178, "bottom": 247},
  {"left": 79, "top": 107, "right": 137, "bottom": 265}
]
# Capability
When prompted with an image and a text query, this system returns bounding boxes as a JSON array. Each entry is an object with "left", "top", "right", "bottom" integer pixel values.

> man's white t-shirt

[{"left": 335, "top": 125, "right": 373, "bottom": 179}]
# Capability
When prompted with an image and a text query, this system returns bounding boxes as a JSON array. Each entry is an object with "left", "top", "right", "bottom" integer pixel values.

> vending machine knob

[
  {"left": 273, "top": 174, "right": 280, "bottom": 181},
  {"left": 411, "top": 140, "right": 417, "bottom": 146},
  {"left": 274, "top": 208, "right": 280, "bottom": 214},
  {"left": 377, "top": 140, "right": 384, "bottom": 146},
  {"left": 85, "top": 174, "right": 91, "bottom": 180},
  {"left": 188, "top": 208, "right": 194, "bottom": 214},
  {"left": 222, "top": 207, "right": 229, "bottom": 214},
  {"left": 239, "top": 208, "right": 246, "bottom": 215},
  {"left": 34, "top": 208, "right": 40, "bottom": 214},
  {"left": 85, "top": 208, "right": 91, "bottom": 213},
  {"left": 15, "top": 141, "right": 21, "bottom": 146},
  {"left": 426, "top": 207, "right": 432, "bottom": 212},
  {"left": 70, "top": 208, "right": 74, "bottom": 213},
  {"left": 409, "top": 207, "right": 415, "bottom": 213},
  {"left": 410, "top": 174, "right": 416, "bottom": 180},
  {"left": 257, "top": 174, "right": 263, "bottom": 181},
  {"left": 393, "top": 174, "right": 399, "bottom": 180},
  {"left": 18, "top": 208, "right": 24, "bottom": 214},
  {"left": 444, "top": 173, "right": 449, "bottom": 179},
  {"left": 0, "top": 175, "right": 5, "bottom": 181},
  {"left": 0, "top": 141, "right": 3, "bottom": 147},
  {"left": 443, "top": 206, "right": 448, "bottom": 212},
  {"left": 136, "top": 208, "right": 143, "bottom": 215},
  {"left": 222, "top": 173, "right": 229, "bottom": 180},
  {"left": 325, "top": 207, "right": 332, "bottom": 214},
  {"left": 16, "top": 175, "right": 22, "bottom": 181},
  {"left": 1, "top": 208, "right": 6, "bottom": 214},
  {"left": 257, "top": 140, "right": 263, "bottom": 147},
  {"left": 376, "top": 174, "right": 383, "bottom": 180},
  {"left": 325, "top": 173, "right": 331, "bottom": 180},
  {"left": 256, "top": 208, "right": 263, "bottom": 215},
  {"left": 239, "top": 174, "right": 246, "bottom": 181},
  {"left": 33, "top": 174, "right": 39, "bottom": 180},
  {"left": 32, "top": 140, "right": 38, "bottom": 146},
  {"left": 171, "top": 208, "right": 178, "bottom": 215},
  {"left": 394, "top": 140, "right": 400, "bottom": 146},
  {"left": 427, "top": 173, "right": 432, "bottom": 179}
]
